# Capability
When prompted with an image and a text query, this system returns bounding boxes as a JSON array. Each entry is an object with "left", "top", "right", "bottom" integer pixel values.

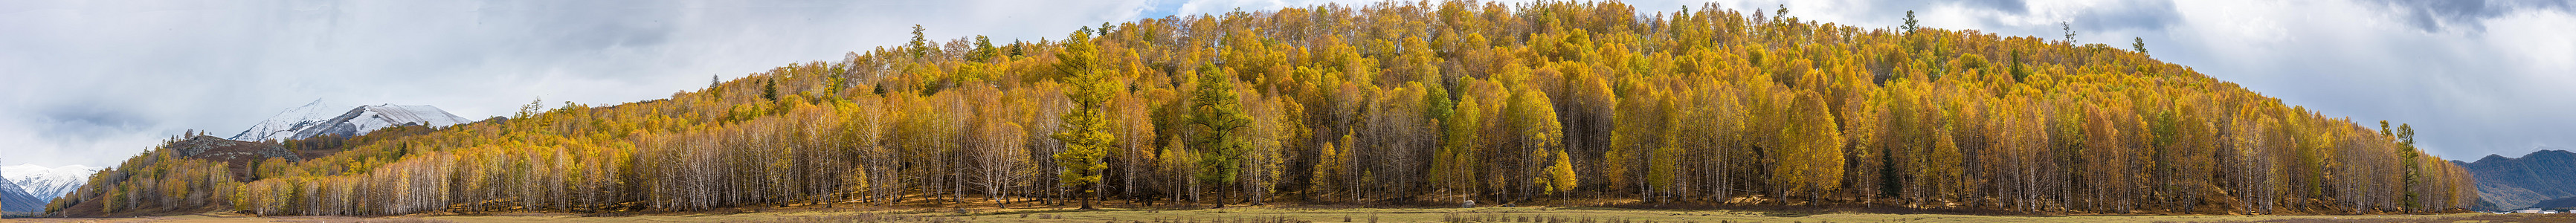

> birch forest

[{"left": 46, "top": 0, "right": 2476, "bottom": 216}]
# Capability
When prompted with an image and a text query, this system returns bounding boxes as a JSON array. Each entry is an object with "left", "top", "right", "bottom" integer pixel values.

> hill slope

[
  {"left": 2534, "top": 197, "right": 2576, "bottom": 210},
  {"left": 44, "top": 133, "right": 301, "bottom": 217},
  {"left": 51, "top": 1, "right": 2473, "bottom": 217},
  {"left": 2459, "top": 149, "right": 2576, "bottom": 211},
  {"left": 0, "top": 173, "right": 42, "bottom": 213}
]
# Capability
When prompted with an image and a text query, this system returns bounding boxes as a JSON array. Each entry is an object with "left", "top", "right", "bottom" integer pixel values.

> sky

[{"left": 1, "top": 0, "right": 2569, "bottom": 168}]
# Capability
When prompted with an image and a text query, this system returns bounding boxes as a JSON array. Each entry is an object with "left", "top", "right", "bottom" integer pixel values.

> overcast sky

[{"left": 2, "top": 0, "right": 2569, "bottom": 167}]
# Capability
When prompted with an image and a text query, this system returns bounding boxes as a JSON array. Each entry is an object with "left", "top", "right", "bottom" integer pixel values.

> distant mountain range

[
  {"left": 3, "top": 164, "right": 99, "bottom": 202},
  {"left": 0, "top": 172, "right": 41, "bottom": 213},
  {"left": 230, "top": 100, "right": 474, "bottom": 142},
  {"left": 2457, "top": 149, "right": 2576, "bottom": 211}
]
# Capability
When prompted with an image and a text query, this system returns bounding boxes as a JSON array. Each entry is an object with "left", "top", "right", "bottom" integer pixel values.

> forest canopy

[{"left": 47, "top": 0, "right": 2471, "bottom": 217}]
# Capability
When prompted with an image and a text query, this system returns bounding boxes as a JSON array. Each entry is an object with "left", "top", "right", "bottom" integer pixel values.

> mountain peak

[
  {"left": 229, "top": 102, "right": 473, "bottom": 142},
  {"left": 230, "top": 98, "right": 341, "bottom": 141},
  {"left": 2479, "top": 154, "right": 2514, "bottom": 164},
  {"left": 3, "top": 164, "right": 103, "bottom": 204}
]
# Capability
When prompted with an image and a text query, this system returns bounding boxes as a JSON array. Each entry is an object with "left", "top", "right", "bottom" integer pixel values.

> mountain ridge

[
  {"left": 229, "top": 103, "right": 473, "bottom": 142},
  {"left": 229, "top": 99, "right": 340, "bottom": 141},
  {"left": 2, "top": 164, "right": 100, "bottom": 202},
  {"left": 2459, "top": 149, "right": 2576, "bottom": 211}
]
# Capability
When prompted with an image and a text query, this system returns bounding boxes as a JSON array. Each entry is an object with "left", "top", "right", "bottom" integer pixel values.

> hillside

[
  {"left": 2535, "top": 197, "right": 2576, "bottom": 210},
  {"left": 0, "top": 173, "right": 42, "bottom": 213},
  {"left": 48, "top": 1, "right": 2473, "bottom": 217},
  {"left": 40, "top": 133, "right": 300, "bottom": 216},
  {"left": 2458, "top": 149, "right": 2576, "bottom": 211}
]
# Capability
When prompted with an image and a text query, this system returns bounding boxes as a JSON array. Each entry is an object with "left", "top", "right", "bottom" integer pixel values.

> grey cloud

[
  {"left": 33, "top": 105, "right": 152, "bottom": 141},
  {"left": 509, "top": 6, "right": 679, "bottom": 56},
  {"left": 2366, "top": 0, "right": 2576, "bottom": 33},
  {"left": 2072, "top": 0, "right": 2180, "bottom": 32},
  {"left": 1952, "top": 0, "right": 2029, "bottom": 14},
  {"left": 1790, "top": 0, "right": 2176, "bottom": 34},
  {"left": 1942, "top": 0, "right": 2182, "bottom": 34}
]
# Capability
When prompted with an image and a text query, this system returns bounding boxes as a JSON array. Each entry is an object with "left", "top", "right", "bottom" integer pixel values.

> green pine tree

[
  {"left": 1051, "top": 30, "right": 1114, "bottom": 210},
  {"left": 1190, "top": 65, "right": 1253, "bottom": 207}
]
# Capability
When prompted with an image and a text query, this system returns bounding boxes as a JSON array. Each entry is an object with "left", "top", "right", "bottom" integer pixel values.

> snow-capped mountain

[
  {"left": 229, "top": 99, "right": 341, "bottom": 141},
  {"left": 230, "top": 103, "right": 474, "bottom": 142},
  {"left": 293, "top": 104, "right": 476, "bottom": 139},
  {"left": 3, "top": 164, "right": 99, "bottom": 202}
]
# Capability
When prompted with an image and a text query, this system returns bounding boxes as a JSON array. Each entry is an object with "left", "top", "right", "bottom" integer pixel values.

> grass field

[{"left": 6, "top": 206, "right": 2570, "bottom": 222}]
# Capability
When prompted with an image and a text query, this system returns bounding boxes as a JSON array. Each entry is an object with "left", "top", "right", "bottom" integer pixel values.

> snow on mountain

[
  {"left": 290, "top": 104, "right": 475, "bottom": 140},
  {"left": 229, "top": 99, "right": 342, "bottom": 141},
  {"left": 228, "top": 102, "right": 474, "bottom": 142},
  {"left": 1, "top": 164, "right": 97, "bottom": 203}
]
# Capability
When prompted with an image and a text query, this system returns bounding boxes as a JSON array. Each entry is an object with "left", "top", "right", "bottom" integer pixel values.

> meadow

[{"left": 8, "top": 206, "right": 2565, "bottom": 223}]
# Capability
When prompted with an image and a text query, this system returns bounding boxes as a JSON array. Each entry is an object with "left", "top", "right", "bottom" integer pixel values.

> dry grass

[{"left": 4, "top": 207, "right": 2566, "bottom": 222}]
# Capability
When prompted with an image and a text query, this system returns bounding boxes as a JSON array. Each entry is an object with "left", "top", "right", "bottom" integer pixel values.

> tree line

[{"left": 48, "top": 0, "right": 2473, "bottom": 216}]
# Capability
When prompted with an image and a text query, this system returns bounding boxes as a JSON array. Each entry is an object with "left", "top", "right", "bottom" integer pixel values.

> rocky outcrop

[{"left": 170, "top": 135, "right": 298, "bottom": 161}]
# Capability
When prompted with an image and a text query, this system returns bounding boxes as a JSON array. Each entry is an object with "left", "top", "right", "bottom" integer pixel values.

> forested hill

[{"left": 48, "top": 1, "right": 2473, "bottom": 217}]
